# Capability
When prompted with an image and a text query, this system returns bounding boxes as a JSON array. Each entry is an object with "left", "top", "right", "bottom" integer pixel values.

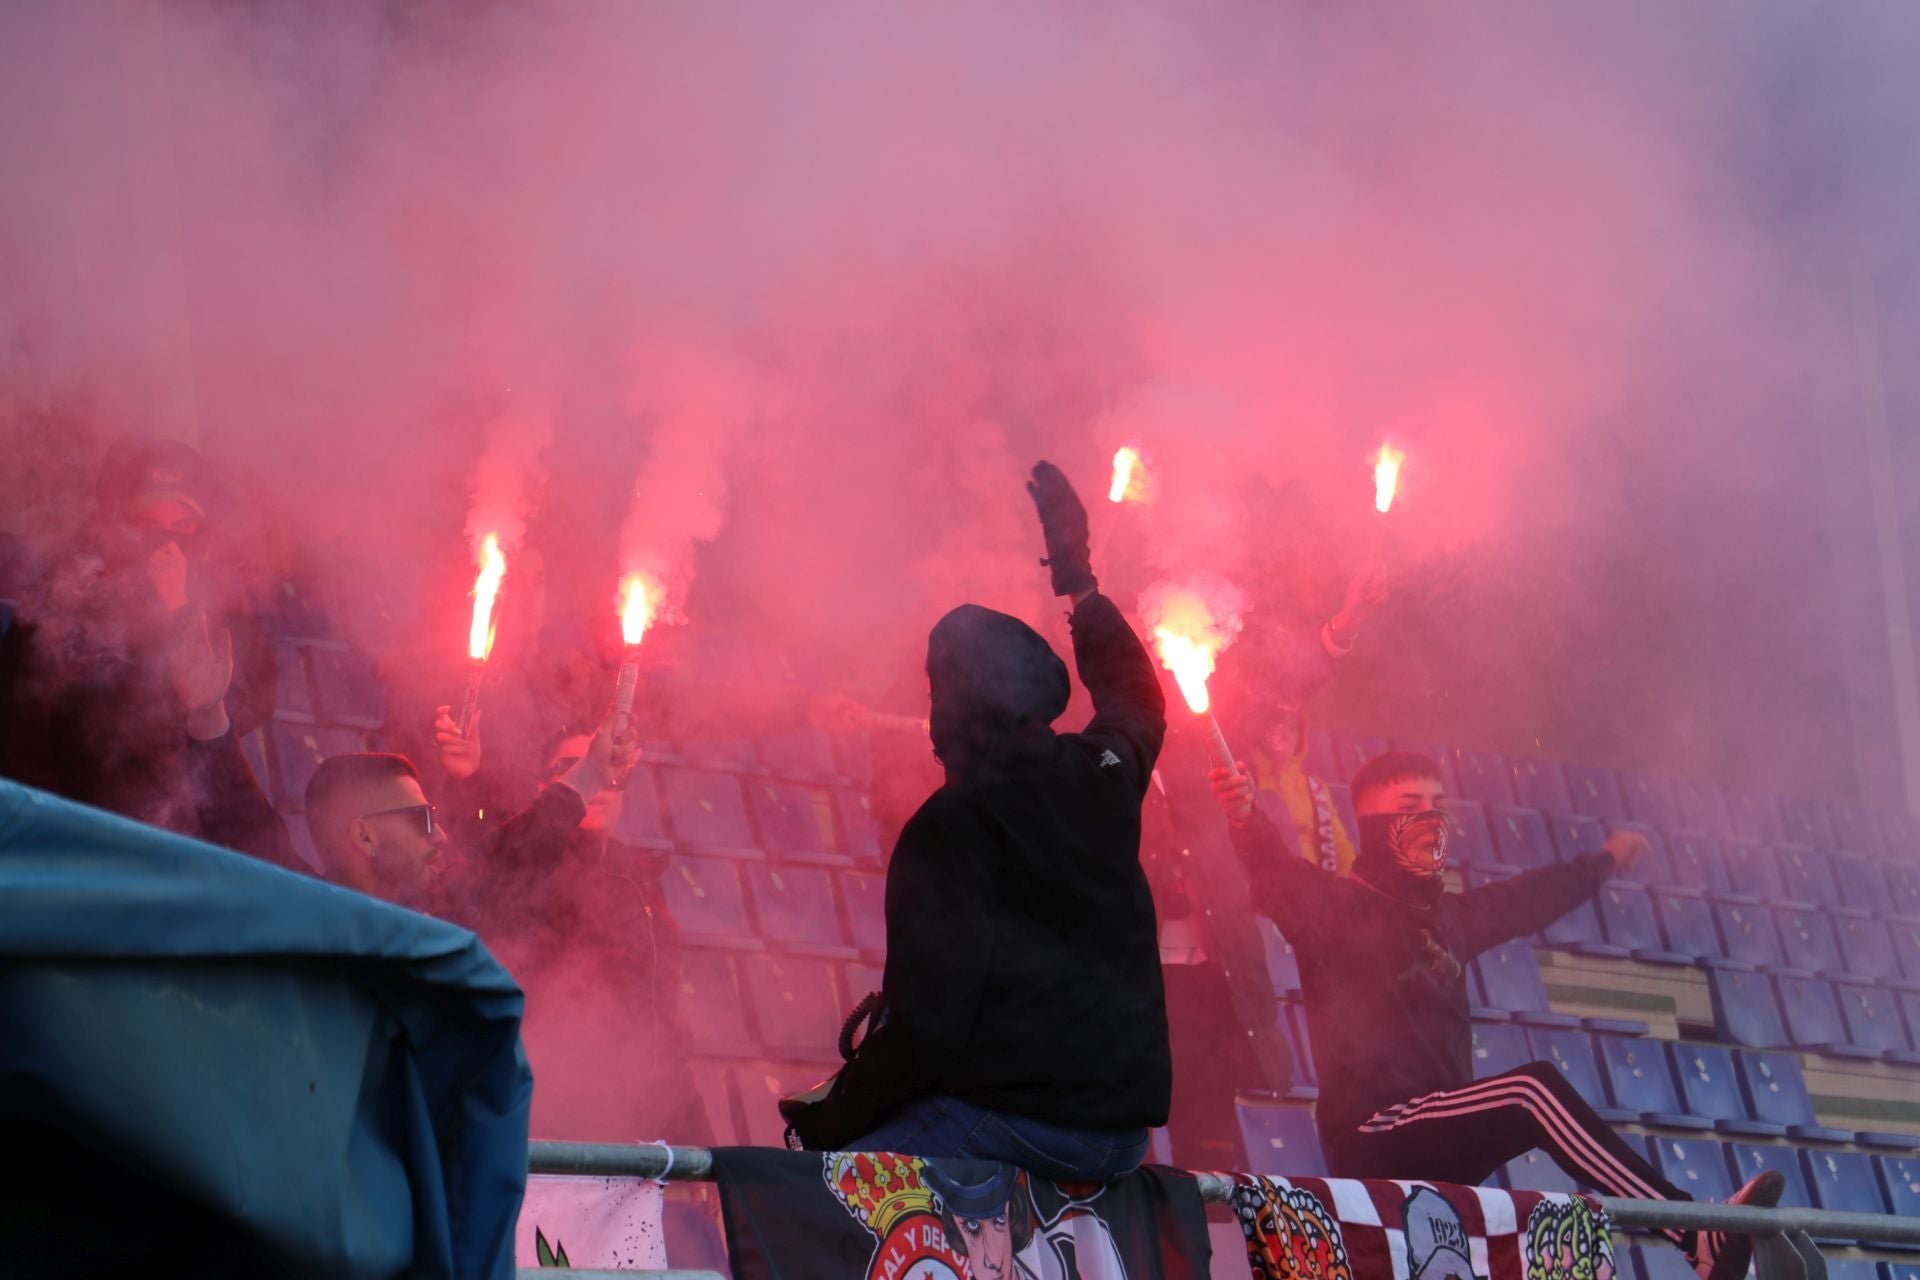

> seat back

[
  {"left": 1777, "top": 906, "right": 1842, "bottom": 975},
  {"left": 1235, "top": 1101, "right": 1327, "bottom": 1178},
  {"left": 1651, "top": 1135, "right": 1735, "bottom": 1201},
  {"left": 1734, "top": 1050, "right": 1819, "bottom": 1129},
  {"left": 1713, "top": 901, "right": 1785, "bottom": 969},
  {"left": 1472, "top": 941, "right": 1554, "bottom": 1016},
  {"left": 1707, "top": 968, "right": 1786, "bottom": 1048},
  {"left": 1524, "top": 1026, "right": 1609, "bottom": 1108},
  {"left": 1776, "top": 974, "right": 1846, "bottom": 1050},
  {"left": 1835, "top": 982, "right": 1913, "bottom": 1054},
  {"left": 1800, "top": 1148, "right": 1890, "bottom": 1214},
  {"left": 1668, "top": 1042, "right": 1748, "bottom": 1125},
  {"left": 1597, "top": 1035, "right": 1684, "bottom": 1115}
]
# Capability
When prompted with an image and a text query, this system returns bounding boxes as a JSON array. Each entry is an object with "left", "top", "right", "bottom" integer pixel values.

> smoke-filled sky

[{"left": 4, "top": 0, "right": 1920, "bottom": 806}]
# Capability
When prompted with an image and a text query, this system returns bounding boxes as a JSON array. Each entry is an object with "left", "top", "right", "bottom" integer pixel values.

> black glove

[{"left": 1025, "top": 460, "right": 1096, "bottom": 598}]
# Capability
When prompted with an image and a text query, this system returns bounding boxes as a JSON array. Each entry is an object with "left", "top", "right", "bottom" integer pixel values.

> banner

[
  {"left": 1231, "top": 1175, "right": 1615, "bottom": 1280},
  {"left": 515, "top": 1175, "right": 667, "bottom": 1270},
  {"left": 711, "top": 1147, "right": 1214, "bottom": 1280}
]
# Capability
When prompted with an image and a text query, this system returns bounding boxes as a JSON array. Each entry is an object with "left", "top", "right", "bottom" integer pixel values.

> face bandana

[{"left": 1357, "top": 809, "right": 1451, "bottom": 903}]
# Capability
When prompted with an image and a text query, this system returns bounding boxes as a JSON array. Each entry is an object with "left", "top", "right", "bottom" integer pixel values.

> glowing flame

[
  {"left": 467, "top": 534, "right": 506, "bottom": 661},
  {"left": 619, "top": 574, "right": 656, "bottom": 647},
  {"left": 1152, "top": 626, "right": 1217, "bottom": 715},
  {"left": 1109, "top": 446, "right": 1143, "bottom": 503},
  {"left": 1373, "top": 442, "right": 1406, "bottom": 514}
]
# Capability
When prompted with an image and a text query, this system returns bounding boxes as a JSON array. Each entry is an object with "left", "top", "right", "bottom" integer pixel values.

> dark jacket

[
  {"left": 801, "top": 591, "right": 1169, "bottom": 1143},
  {"left": 1229, "top": 806, "right": 1612, "bottom": 1161}
]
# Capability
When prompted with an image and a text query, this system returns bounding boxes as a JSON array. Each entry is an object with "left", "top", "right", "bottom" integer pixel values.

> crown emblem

[{"left": 825, "top": 1151, "right": 936, "bottom": 1240}]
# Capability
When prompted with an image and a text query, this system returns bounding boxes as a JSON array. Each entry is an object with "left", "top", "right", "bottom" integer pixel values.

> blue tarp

[{"left": 0, "top": 780, "right": 532, "bottom": 1278}]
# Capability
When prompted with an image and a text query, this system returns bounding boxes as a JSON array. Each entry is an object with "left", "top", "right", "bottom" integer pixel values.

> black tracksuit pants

[{"left": 1326, "top": 1061, "right": 1694, "bottom": 1249}]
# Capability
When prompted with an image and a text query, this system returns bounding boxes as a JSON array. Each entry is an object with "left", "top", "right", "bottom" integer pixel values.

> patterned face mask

[{"left": 1358, "top": 809, "right": 1451, "bottom": 880}]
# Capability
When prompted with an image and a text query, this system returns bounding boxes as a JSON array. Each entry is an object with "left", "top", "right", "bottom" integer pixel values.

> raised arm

[
  {"left": 1452, "top": 829, "right": 1646, "bottom": 959},
  {"left": 1213, "top": 763, "right": 1340, "bottom": 944}
]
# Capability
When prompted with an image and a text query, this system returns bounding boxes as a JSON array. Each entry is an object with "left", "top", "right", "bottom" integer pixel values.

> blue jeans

[{"left": 848, "top": 1096, "right": 1149, "bottom": 1183}]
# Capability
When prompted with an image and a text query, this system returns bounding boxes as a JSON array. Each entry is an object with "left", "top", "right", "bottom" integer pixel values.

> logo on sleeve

[{"left": 1099, "top": 749, "right": 1123, "bottom": 769}]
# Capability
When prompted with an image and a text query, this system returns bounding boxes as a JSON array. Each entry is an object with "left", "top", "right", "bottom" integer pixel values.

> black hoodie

[
  {"left": 799, "top": 591, "right": 1170, "bottom": 1144},
  {"left": 1228, "top": 806, "right": 1613, "bottom": 1166}
]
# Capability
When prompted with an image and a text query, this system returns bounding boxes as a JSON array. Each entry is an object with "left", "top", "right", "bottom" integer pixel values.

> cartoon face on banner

[
  {"left": 1524, "top": 1199, "right": 1615, "bottom": 1280},
  {"left": 1403, "top": 1186, "right": 1484, "bottom": 1280},
  {"left": 1233, "top": 1180, "right": 1353, "bottom": 1280}
]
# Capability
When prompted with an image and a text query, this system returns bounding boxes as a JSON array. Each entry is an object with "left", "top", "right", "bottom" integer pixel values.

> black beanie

[{"left": 926, "top": 604, "right": 1070, "bottom": 767}]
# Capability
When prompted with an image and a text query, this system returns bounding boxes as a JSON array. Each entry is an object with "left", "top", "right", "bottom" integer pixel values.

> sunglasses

[{"left": 360, "top": 803, "right": 439, "bottom": 837}]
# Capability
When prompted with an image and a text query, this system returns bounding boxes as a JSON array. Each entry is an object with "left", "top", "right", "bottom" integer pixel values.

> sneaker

[{"left": 1689, "top": 1169, "right": 1787, "bottom": 1280}]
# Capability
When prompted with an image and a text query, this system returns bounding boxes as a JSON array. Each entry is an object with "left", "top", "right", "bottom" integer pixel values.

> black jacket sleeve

[
  {"left": 188, "top": 728, "right": 300, "bottom": 870},
  {"left": 1228, "top": 805, "right": 1341, "bottom": 945},
  {"left": 795, "top": 796, "right": 1000, "bottom": 1146},
  {"left": 1070, "top": 591, "right": 1167, "bottom": 794},
  {"left": 1452, "top": 852, "right": 1615, "bottom": 959}
]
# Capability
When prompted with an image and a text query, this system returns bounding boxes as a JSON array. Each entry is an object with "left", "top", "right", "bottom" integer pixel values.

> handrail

[{"left": 527, "top": 1141, "right": 1920, "bottom": 1247}]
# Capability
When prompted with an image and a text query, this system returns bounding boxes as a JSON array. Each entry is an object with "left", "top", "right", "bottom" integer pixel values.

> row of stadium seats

[
  {"left": 666, "top": 855, "right": 886, "bottom": 957},
  {"left": 1706, "top": 967, "right": 1920, "bottom": 1065},
  {"left": 679, "top": 946, "right": 879, "bottom": 1065}
]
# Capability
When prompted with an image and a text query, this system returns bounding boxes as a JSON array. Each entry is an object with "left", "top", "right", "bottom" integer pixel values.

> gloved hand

[{"left": 1025, "top": 460, "right": 1096, "bottom": 597}]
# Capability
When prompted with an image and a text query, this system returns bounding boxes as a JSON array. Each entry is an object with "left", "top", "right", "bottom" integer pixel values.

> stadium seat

[
  {"left": 1777, "top": 906, "right": 1844, "bottom": 977},
  {"left": 304, "top": 644, "right": 387, "bottom": 728},
  {"left": 1876, "top": 1152, "right": 1920, "bottom": 1220},
  {"left": 1721, "top": 841, "right": 1786, "bottom": 903},
  {"left": 745, "top": 864, "right": 853, "bottom": 955},
  {"left": 1447, "top": 800, "right": 1496, "bottom": 865},
  {"left": 1509, "top": 758, "right": 1573, "bottom": 814},
  {"left": 1331, "top": 734, "right": 1389, "bottom": 783},
  {"left": 1881, "top": 860, "right": 1920, "bottom": 919},
  {"left": 1651, "top": 1135, "right": 1735, "bottom": 1201},
  {"left": 1726, "top": 792, "right": 1787, "bottom": 845},
  {"left": 1725, "top": 1142, "right": 1814, "bottom": 1207},
  {"left": 1668, "top": 1042, "right": 1788, "bottom": 1137},
  {"left": 757, "top": 729, "right": 843, "bottom": 782},
  {"left": 740, "top": 953, "right": 847, "bottom": 1059},
  {"left": 270, "top": 642, "right": 316, "bottom": 720},
  {"left": 1234, "top": 1099, "right": 1327, "bottom": 1178},
  {"left": 1732, "top": 1050, "right": 1854, "bottom": 1142},
  {"left": 1472, "top": 1021, "right": 1534, "bottom": 1079},
  {"left": 1801, "top": 1148, "right": 1891, "bottom": 1215},
  {"left": 1260, "top": 917, "right": 1302, "bottom": 996},
  {"left": 1453, "top": 748, "right": 1517, "bottom": 807},
  {"left": 1895, "top": 921, "right": 1920, "bottom": 983},
  {"left": 1284, "top": 1004, "right": 1319, "bottom": 1093},
  {"left": 1707, "top": 968, "right": 1787, "bottom": 1048},
  {"left": 1713, "top": 901, "right": 1785, "bottom": 970},
  {"left": 679, "top": 948, "right": 756, "bottom": 1058},
  {"left": 747, "top": 779, "right": 840, "bottom": 862},
  {"left": 1829, "top": 806, "right": 1888, "bottom": 859},
  {"left": 1540, "top": 895, "right": 1622, "bottom": 956},
  {"left": 1835, "top": 914, "right": 1902, "bottom": 983},
  {"left": 1563, "top": 764, "right": 1628, "bottom": 821},
  {"left": 1882, "top": 812, "right": 1920, "bottom": 860},
  {"left": 1595, "top": 1036, "right": 1712, "bottom": 1129},
  {"left": 1471, "top": 941, "right": 1581, "bottom": 1027},
  {"left": 733, "top": 1063, "right": 834, "bottom": 1148},
  {"left": 1653, "top": 889, "right": 1723, "bottom": 963},
  {"left": 1778, "top": 846, "right": 1840, "bottom": 908},
  {"left": 1835, "top": 982, "right": 1920, "bottom": 1061},
  {"left": 840, "top": 871, "right": 885, "bottom": 954},
  {"left": 1630, "top": 1244, "right": 1701, "bottom": 1280},
  {"left": 266, "top": 721, "right": 368, "bottom": 811},
  {"left": 1502, "top": 1148, "right": 1581, "bottom": 1193},
  {"left": 661, "top": 767, "right": 762, "bottom": 858},
  {"left": 1777, "top": 975, "right": 1880, "bottom": 1060},
  {"left": 1779, "top": 797, "right": 1836, "bottom": 851},
  {"left": 831, "top": 730, "right": 874, "bottom": 789},
  {"left": 1489, "top": 806, "right": 1557, "bottom": 869},
  {"left": 1523, "top": 1026, "right": 1622, "bottom": 1119},
  {"left": 679, "top": 738, "right": 764, "bottom": 771},
  {"left": 1672, "top": 780, "right": 1733, "bottom": 836},
  {"left": 1665, "top": 832, "right": 1734, "bottom": 896},
  {"left": 1548, "top": 812, "right": 1609, "bottom": 863},
  {"left": 661, "top": 855, "right": 762, "bottom": 950},
  {"left": 1596, "top": 882, "right": 1691, "bottom": 964},
  {"left": 831, "top": 789, "right": 884, "bottom": 865},
  {"left": 1830, "top": 852, "right": 1891, "bottom": 915},
  {"left": 1885, "top": 1264, "right": 1920, "bottom": 1280},
  {"left": 1623, "top": 773, "right": 1682, "bottom": 830},
  {"left": 1826, "top": 1261, "right": 1886, "bottom": 1280},
  {"left": 611, "top": 766, "right": 673, "bottom": 848}
]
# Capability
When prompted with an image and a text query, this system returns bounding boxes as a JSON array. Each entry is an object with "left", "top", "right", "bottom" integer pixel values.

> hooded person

[
  {"left": 1208, "top": 749, "right": 1783, "bottom": 1280},
  {"left": 780, "top": 461, "right": 1170, "bottom": 1183},
  {"left": 0, "top": 439, "right": 293, "bottom": 867}
]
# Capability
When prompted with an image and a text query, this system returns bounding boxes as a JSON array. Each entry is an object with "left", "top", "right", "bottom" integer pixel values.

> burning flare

[
  {"left": 467, "top": 534, "right": 507, "bottom": 661},
  {"left": 1373, "top": 442, "right": 1406, "bottom": 515},
  {"left": 619, "top": 574, "right": 656, "bottom": 647},
  {"left": 1109, "top": 446, "right": 1144, "bottom": 504},
  {"left": 1152, "top": 627, "right": 1217, "bottom": 715}
]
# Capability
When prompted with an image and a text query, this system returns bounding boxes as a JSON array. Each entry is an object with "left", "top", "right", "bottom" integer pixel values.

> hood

[{"left": 926, "top": 604, "right": 1070, "bottom": 773}]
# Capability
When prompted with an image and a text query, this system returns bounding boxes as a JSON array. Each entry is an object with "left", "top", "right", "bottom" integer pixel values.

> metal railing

[{"left": 527, "top": 1140, "right": 1920, "bottom": 1276}]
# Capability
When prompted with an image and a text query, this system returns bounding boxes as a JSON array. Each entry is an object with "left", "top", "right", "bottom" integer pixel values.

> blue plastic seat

[
  {"left": 740, "top": 953, "right": 847, "bottom": 1059},
  {"left": 679, "top": 737, "right": 765, "bottom": 771},
  {"left": 1835, "top": 982, "right": 1919, "bottom": 1060},
  {"left": 266, "top": 720, "right": 368, "bottom": 811},
  {"left": 661, "top": 767, "right": 762, "bottom": 858},
  {"left": 1653, "top": 889, "right": 1722, "bottom": 963},
  {"left": 1235, "top": 1100, "right": 1327, "bottom": 1177},
  {"left": 830, "top": 789, "right": 884, "bottom": 865},
  {"left": 1453, "top": 748, "right": 1518, "bottom": 807},
  {"left": 1447, "top": 800, "right": 1496, "bottom": 865},
  {"left": 1331, "top": 734, "right": 1390, "bottom": 783},
  {"left": 757, "top": 729, "right": 843, "bottom": 782},
  {"left": 1665, "top": 832, "right": 1733, "bottom": 896},
  {"left": 1623, "top": 773, "right": 1682, "bottom": 830},
  {"left": 1548, "top": 812, "right": 1608, "bottom": 862},
  {"left": 1596, "top": 882, "right": 1691, "bottom": 964},
  {"left": 1260, "top": 917, "right": 1302, "bottom": 995},
  {"left": 1630, "top": 1245, "right": 1700, "bottom": 1280},
  {"left": 1651, "top": 1135, "right": 1735, "bottom": 1200},
  {"left": 660, "top": 856, "right": 762, "bottom": 950},
  {"left": 1777, "top": 975, "right": 1880, "bottom": 1059},
  {"left": 1672, "top": 780, "right": 1734, "bottom": 836},
  {"left": 1713, "top": 901, "right": 1785, "bottom": 969},
  {"left": 1707, "top": 968, "right": 1788, "bottom": 1048},
  {"left": 1541, "top": 896, "right": 1621, "bottom": 955},
  {"left": 745, "top": 863, "right": 853, "bottom": 955},
  {"left": 1895, "top": 922, "right": 1920, "bottom": 983},
  {"left": 1885, "top": 1263, "right": 1920, "bottom": 1280},
  {"left": 1732, "top": 1050, "right": 1855, "bottom": 1142},
  {"left": 1882, "top": 812, "right": 1920, "bottom": 860},
  {"left": 305, "top": 644, "right": 388, "bottom": 728},
  {"left": 1876, "top": 1152, "right": 1920, "bottom": 1219},
  {"left": 1668, "top": 1042, "right": 1787, "bottom": 1137},
  {"left": 1502, "top": 1149, "right": 1580, "bottom": 1193},
  {"left": 1595, "top": 1036, "right": 1712, "bottom": 1129},
  {"left": 748, "top": 779, "right": 839, "bottom": 862},
  {"left": 1885, "top": 860, "right": 1920, "bottom": 919},
  {"left": 1780, "top": 797, "right": 1836, "bottom": 851},
  {"left": 1777, "top": 907, "right": 1844, "bottom": 977},
  {"left": 1284, "top": 1004, "right": 1319, "bottom": 1092},
  {"left": 1523, "top": 1026, "right": 1622, "bottom": 1119},
  {"left": 1777, "top": 846, "right": 1840, "bottom": 908},
  {"left": 611, "top": 766, "right": 673, "bottom": 848},
  {"left": 1826, "top": 1261, "right": 1886, "bottom": 1280},
  {"left": 1509, "top": 758, "right": 1573, "bottom": 814},
  {"left": 1830, "top": 852, "right": 1892, "bottom": 914},
  {"left": 1472, "top": 1021, "right": 1534, "bottom": 1079},
  {"left": 1563, "top": 764, "right": 1628, "bottom": 821},
  {"left": 1830, "top": 806, "right": 1887, "bottom": 858},
  {"left": 678, "top": 948, "right": 756, "bottom": 1057},
  {"left": 1726, "top": 791, "right": 1787, "bottom": 845},
  {"left": 1801, "top": 1148, "right": 1891, "bottom": 1215},
  {"left": 1472, "top": 941, "right": 1582, "bottom": 1027},
  {"left": 1489, "top": 806, "right": 1557, "bottom": 869},
  {"left": 1721, "top": 841, "right": 1786, "bottom": 903},
  {"left": 1725, "top": 1142, "right": 1814, "bottom": 1207},
  {"left": 1835, "top": 914, "right": 1901, "bottom": 982},
  {"left": 840, "top": 871, "right": 886, "bottom": 954}
]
